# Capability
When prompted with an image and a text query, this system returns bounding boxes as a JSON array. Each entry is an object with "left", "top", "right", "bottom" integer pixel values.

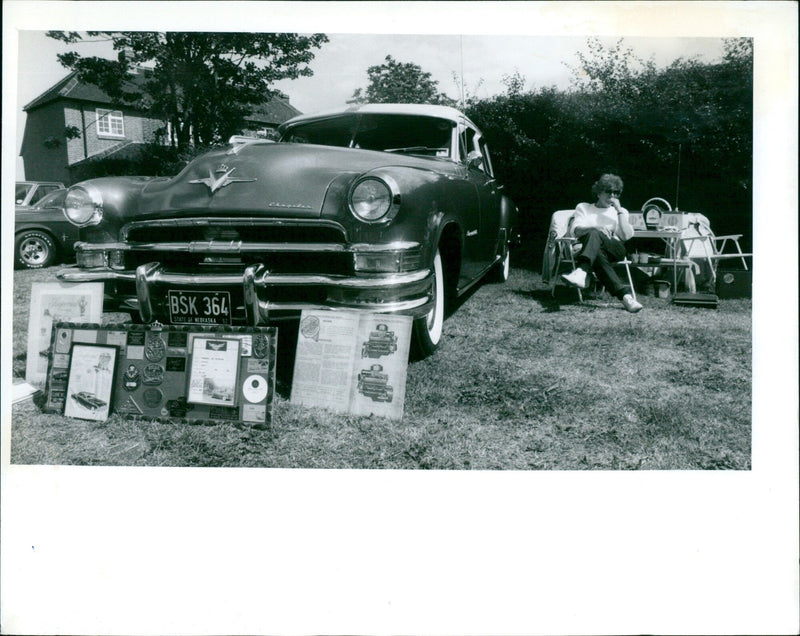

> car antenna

[
  {"left": 459, "top": 35, "right": 465, "bottom": 110},
  {"left": 675, "top": 143, "right": 682, "bottom": 211}
]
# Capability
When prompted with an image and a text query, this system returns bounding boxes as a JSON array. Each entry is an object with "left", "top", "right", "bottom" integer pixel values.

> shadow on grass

[{"left": 511, "top": 285, "right": 584, "bottom": 313}]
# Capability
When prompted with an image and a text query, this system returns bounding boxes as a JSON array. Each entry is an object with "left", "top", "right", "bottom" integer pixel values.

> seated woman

[{"left": 561, "top": 173, "right": 643, "bottom": 313}]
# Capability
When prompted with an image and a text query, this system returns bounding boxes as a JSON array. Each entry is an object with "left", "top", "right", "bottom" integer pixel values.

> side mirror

[{"left": 467, "top": 150, "right": 484, "bottom": 170}]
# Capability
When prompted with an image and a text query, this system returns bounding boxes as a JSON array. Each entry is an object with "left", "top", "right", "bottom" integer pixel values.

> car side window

[
  {"left": 462, "top": 126, "right": 494, "bottom": 177},
  {"left": 460, "top": 126, "right": 476, "bottom": 164},
  {"left": 16, "top": 184, "right": 34, "bottom": 204},
  {"left": 477, "top": 137, "right": 495, "bottom": 178},
  {"left": 29, "top": 187, "right": 48, "bottom": 205}
]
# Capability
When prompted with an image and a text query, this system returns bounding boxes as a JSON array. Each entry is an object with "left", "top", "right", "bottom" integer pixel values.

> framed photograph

[
  {"left": 63, "top": 343, "right": 118, "bottom": 421},
  {"left": 187, "top": 337, "right": 241, "bottom": 407},
  {"left": 25, "top": 282, "right": 104, "bottom": 389}
]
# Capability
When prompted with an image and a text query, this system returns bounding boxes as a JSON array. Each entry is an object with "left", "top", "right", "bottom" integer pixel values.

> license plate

[{"left": 168, "top": 290, "right": 232, "bottom": 325}]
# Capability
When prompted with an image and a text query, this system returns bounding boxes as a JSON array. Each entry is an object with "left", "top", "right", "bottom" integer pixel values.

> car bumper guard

[{"left": 58, "top": 262, "right": 434, "bottom": 325}]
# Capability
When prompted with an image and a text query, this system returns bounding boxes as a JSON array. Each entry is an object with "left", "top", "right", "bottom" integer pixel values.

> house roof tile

[
  {"left": 23, "top": 70, "right": 147, "bottom": 111},
  {"left": 245, "top": 95, "right": 302, "bottom": 125},
  {"left": 25, "top": 71, "right": 302, "bottom": 124}
]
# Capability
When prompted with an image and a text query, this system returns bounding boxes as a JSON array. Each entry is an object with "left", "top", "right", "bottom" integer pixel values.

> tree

[
  {"left": 349, "top": 55, "right": 453, "bottom": 105},
  {"left": 466, "top": 36, "right": 753, "bottom": 264},
  {"left": 47, "top": 31, "right": 328, "bottom": 148}
]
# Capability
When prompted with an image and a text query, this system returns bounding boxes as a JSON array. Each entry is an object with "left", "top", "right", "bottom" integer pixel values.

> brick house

[
  {"left": 242, "top": 96, "right": 302, "bottom": 140},
  {"left": 20, "top": 69, "right": 301, "bottom": 185}
]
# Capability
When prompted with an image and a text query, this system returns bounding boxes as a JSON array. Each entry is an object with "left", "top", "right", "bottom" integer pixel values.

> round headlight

[
  {"left": 64, "top": 186, "right": 104, "bottom": 226},
  {"left": 349, "top": 177, "right": 395, "bottom": 222}
]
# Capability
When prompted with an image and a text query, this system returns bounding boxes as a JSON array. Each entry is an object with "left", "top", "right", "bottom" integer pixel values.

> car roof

[{"left": 279, "top": 103, "right": 480, "bottom": 133}]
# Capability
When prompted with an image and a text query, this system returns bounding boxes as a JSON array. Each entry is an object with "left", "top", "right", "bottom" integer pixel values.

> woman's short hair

[{"left": 591, "top": 173, "right": 624, "bottom": 197}]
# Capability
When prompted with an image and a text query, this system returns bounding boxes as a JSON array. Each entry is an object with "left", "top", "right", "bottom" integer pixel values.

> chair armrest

[{"left": 554, "top": 237, "right": 579, "bottom": 257}]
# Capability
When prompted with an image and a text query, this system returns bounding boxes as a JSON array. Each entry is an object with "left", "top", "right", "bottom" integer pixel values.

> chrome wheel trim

[{"left": 20, "top": 236, "right": 49, "bottom": 265}]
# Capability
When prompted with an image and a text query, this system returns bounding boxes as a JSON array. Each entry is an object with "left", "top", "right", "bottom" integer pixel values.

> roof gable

[
  {"left": 24, "top": 70, "right": 147, "bottom": 112},
  {"left": 24, "top": 71, "right": 301, "bottom": 125},
  {"left": 245, "top": 95, "right": 302, "bottom": 125}
]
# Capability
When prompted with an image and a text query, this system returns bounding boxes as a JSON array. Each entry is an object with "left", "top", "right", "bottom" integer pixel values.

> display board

[
  {"left": 43, "top": 323, "right": 277, "bottom": 428},
  {"left": 290, "top": 310, "right": 412, "bottom": 420}
]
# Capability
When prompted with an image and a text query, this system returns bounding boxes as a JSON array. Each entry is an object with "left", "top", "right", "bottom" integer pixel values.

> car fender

[
  {"left": 15, "top": 222, "right": 59, "bottom": 244},
  {"left": 499, "top": 194, "right": 517, "bottom": 232},
  {"left": 338, "top": 165, "right": 472, "bottom": 265}
]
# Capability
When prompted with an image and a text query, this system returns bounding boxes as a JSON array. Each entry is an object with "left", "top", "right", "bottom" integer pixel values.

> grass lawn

[{"left": 9, "top": 264, "right": 752, "bottom": 469}]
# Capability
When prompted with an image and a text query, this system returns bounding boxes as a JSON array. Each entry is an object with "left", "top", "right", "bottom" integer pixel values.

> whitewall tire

[{"left": 412, "top": 249, "right": 445, "bottom": 357}]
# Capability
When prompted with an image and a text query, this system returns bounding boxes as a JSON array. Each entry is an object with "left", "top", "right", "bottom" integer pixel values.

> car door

[
  {"left": 455, "top": 124, "right": 485, "bottom": 284},
  {"left": 464, "top": 128, "right": 502, "bottom": 271}
]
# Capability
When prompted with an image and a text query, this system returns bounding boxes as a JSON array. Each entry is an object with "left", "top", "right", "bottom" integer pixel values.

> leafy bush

[{"left": 466, "top": 38, "right": 753, "bottom": 267}]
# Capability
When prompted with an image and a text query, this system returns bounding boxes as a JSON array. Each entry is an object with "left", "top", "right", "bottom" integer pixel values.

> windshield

[{"left": 281, "top": 114, "right": 455, "bottom": 158}]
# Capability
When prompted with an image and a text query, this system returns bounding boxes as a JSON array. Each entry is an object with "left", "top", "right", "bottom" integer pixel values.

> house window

[{"left": 96, "top": 109, "right": 125, "bottom": 137}]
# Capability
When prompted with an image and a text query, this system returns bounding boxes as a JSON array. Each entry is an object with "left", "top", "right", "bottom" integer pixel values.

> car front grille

[{"left": 119, "top": 217, "right": 353, "bottom": 276}]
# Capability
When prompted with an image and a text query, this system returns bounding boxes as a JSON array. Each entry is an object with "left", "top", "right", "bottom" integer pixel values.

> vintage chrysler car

[{"left": 57, "top": 104, "right": 517, "bottom": 356}]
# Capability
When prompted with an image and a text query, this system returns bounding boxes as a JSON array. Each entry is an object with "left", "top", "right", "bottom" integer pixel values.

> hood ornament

[{"left": 190, "top": 166, "right": 256, "bottom": 194}]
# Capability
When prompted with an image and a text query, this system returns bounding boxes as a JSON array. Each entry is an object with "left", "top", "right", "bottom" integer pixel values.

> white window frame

[{"left": 96, "top": 109, "right": 125, "bottom": 138}]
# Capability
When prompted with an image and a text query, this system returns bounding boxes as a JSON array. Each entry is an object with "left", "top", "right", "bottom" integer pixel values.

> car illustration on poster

[
  {"left": 57, "top": 104, "right": 518, "bottom": 356},
  {"left": 70, "top": 391, "right": 107, "bottom": 411}
]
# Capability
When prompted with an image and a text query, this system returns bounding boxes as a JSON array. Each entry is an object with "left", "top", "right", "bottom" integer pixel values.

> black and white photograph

[
  {"left": 6, "top": 17, "right": 762, "bottom": 469},
  {"left": 1, "top": 2, "right": 797, "bottom": 635},
  {"left": 63, "top": 343, "right": 118, "bottom": 421}
]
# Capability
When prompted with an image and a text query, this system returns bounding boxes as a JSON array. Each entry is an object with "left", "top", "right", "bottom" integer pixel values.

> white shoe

[
  {"left": 622, "top": 294, "right": 643, "bottom": 313},
  {"left": 561, "top": 268, "right": 588, "bottom": 289}
]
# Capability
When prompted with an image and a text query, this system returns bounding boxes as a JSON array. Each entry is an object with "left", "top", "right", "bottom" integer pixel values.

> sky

[{"left": 12, "top": 29, "right": 728, "bottom": 178}]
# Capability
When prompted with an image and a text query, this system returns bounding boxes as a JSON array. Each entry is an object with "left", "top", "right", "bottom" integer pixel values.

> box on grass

[
  {"left": 715, "top": 268, "right": 752, "bottom": 299},
  {"left": 672, "top": 293, "right": 719, "bottom": 308}
]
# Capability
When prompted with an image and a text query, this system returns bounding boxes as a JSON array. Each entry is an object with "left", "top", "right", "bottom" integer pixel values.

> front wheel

[
  {"left": 15, "top": 230, "right": 56, "bottom": 269},
  {"left": 412, "top": 249, "right": 445, "bottom": 358}
]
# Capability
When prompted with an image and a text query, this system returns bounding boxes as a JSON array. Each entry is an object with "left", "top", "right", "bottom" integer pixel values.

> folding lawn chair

[
  {"left": 678, "top": 215, "right": 752, "bottom": 287},
  {"left": 542, "top": 209, "right": 636, "bottom": 302}
]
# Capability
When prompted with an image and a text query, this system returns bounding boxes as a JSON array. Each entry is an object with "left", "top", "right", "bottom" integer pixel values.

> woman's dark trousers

[{"left": 575, "top": 228, "right": 631, "bottom": 298}]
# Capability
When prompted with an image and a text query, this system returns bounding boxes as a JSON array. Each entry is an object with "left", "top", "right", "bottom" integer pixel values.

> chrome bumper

[{"left": 57, "top": 262, "right": 433, "bottom": 325}]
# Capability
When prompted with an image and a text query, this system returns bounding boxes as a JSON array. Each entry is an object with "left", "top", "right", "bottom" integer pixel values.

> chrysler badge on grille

[{"left": 190, "top": 166, "right": 256, "bottom": 194}]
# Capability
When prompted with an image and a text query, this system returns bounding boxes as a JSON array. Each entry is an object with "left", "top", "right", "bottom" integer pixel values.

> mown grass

[{"left": 9, "top": 264, "right": 752, "bottom": 469}]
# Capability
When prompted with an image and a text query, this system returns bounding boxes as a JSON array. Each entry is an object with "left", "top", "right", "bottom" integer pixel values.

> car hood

[{"left": 138, "top": 142, "right": 457, "bottom": 218}]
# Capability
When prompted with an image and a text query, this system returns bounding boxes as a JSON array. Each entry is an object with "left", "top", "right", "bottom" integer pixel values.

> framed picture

[
  {"left": 187, "top": 336, "right": 241, "bottom": 407},
  {"left": 25, "top": 282, "right": 104, "bottom": 389},
  {"left": 63, "top": 343, "right": 118, "bottom": 421}
]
